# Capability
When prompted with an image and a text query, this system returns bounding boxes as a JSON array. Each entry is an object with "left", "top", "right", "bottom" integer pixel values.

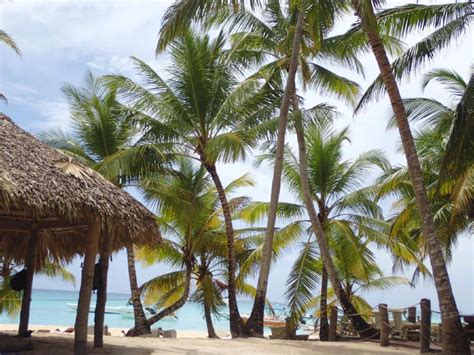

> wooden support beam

[
  {"left": 328, "top": 306, "right": 338, "bottom": 341},
  {"left": 407, "top": 306, "right": 416, "bottom": 323},
  {"left": 94, "top": 225, "right": 113, "bottom": 347},
  {"left": 420, "top": 298, "right": 431, "bottom": 353},
  {"left": 18, "top": 228, "right": 39, "bottom": 337},
  {"left": 74, "top": 218, "right": 100, "bottom": 355},
  {"left": 379, "top": 303, "right": 389, "bottom": 347}
]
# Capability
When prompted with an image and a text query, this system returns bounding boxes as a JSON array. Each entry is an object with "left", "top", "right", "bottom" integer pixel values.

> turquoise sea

[
  {"left": 0, "top": 289, "right": 442, "bottom": 332},
  {"left": 0, "top": 289, "right": 274, "bottom": 333}
]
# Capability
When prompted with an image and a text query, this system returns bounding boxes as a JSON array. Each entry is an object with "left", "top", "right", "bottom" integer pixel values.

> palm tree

[
  {"left": 39, "top": 72, "right": 165, "bottom": 336},
  {"left": 137, "top": 159, "right": 251, "bottom": 337},
  {"left": 351, "top": 2, "right": 473, "bottom": 352},
  {"left": 376, "top": 68, "right": 474, "bottom": 282},
  {"left": 255, "top": 122, "right": 390, "bottom": 338},
  {"left": 228, "top": 0, "right": 389, "bottom": 337},
  {"left": 104, "top": 31, "right": 277, "bottom": 337},
  {"left": 136, "top": 159, "right": 300, "bottom": 337},
  {"left": 0, "top": 30, "right": 21, "bottom": 102},
  {"left": 311, "top": 260, "right": 409, "bottom": 331}
]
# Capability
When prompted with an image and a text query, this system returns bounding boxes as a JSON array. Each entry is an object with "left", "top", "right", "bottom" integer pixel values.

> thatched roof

[{"left": 0, "top": 114, "right": 161, "bottom": 254}]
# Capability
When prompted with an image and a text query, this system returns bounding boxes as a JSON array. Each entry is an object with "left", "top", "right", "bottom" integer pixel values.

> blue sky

[{"left": 1, "top": 0, "right": 473, "bottom": 312}]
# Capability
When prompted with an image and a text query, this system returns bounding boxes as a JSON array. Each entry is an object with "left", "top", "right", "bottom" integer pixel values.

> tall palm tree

[
  {"left": 228, "top": 0, "right": 389, "bottom": 337},
  {"left": 376, "top": 68, "right": 474, "bottom": 281},
  {"left": 255, "top": 123, "right": 390, "bottom": 338},
  {"left": 1, "top": 30, "right": 21, "bottom": 102},
  {"left": 350, "top": 1, "right": 473, "bottom": 352},
  {"left": 104, "top": 32, "right": 277, "bottom": 337},
  {"left": 39, "top": 72, "right": 165, "bottom": 336}
]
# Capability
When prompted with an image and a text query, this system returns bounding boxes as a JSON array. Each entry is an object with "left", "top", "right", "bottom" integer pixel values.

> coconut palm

[
  {"left": 376, "top": 68, "right": 474, "bottom": 281},
  {"left": 104, "top": 31, "right": 279, "bottom": 337},
  {"left": 227, "top": 0, "right": 397, "bottom": 337},
  {"left": 311, "top": 259, "right": 409, "bottom": 329},
  {"left": 135, "top": 159, "right": 253, "bottom": 337},
  {"left": 350, "top": 1, "right": 473, "bottom": 352},
  {"left": 0, "top": 30, "right": 21, "bottom": 102},
  {"left": 253, "top": 122, "right": 391, "bottom": 337},
  {"left": 39, "top": 72, "right": 166, "bottom": 336},
  {"left": 136, "top": 159, "right": 301, "bottom": 337}
]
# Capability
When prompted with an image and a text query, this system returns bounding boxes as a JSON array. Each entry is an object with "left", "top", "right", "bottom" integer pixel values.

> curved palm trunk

[
  {"left": 355, "top": 3, "right": 469, "bottom": 352},
  {"left": 144, "top": 264, "right": 192, "bottom": 327},
  {"left": 204, "top": 301, "right": 218, "bottom": 338},
  {"left": 204, "top": 163, "right": 244, "bottom": 337},
  {"left": 94, "top": 226, "right": 113, "bottom": 347},
  {"left": 125, "top": 246, "right": 150, "bottom": 336},
  {"left": 319, "top": 264, "right": 329, "bottom": 341},
  {"left": 292, "top": 87, "right": 378, "bottom": 339},
  {"left": 246, "top": 7, "right": 307, "bottom": 337}
]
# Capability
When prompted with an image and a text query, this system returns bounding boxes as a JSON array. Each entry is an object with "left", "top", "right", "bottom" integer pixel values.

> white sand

[{"left": 0, "top": 323, "right": 418, "bottom": 354}]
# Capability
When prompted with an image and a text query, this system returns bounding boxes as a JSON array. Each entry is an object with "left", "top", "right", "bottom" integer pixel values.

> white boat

[
  {"left": 66, "top": 303, "right": 126, "bottom": 315},
  {"left": 66, "top": 303, "right": 177, "bottom": 320}
]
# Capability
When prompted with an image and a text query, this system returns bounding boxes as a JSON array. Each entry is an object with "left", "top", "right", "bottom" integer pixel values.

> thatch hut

[{"left": 0, "top": 114, "right": 161, "bottom": 353}]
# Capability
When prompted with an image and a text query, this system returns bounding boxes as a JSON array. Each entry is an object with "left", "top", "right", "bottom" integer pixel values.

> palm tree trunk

[
  {"left": 246, "top": 6, "right": 307, "bottom": 337},
  {"left": 18, "top": 228, "right": 39, "bottom": 337},
  {"left": 94, "top": 226, "right": 113, "bottom": 347},
  {"left": 143, "top": 264, "right": 192, "bottom": 327},
  {"left": 74, "top": 218, "right": 100, "bottom": 355},
  {"left": 204, "top": 299, "right": 218, "bottom": 338},
  {"left": 355, "top": 3, "right": 470, "bottom": 352},
  {"left": 204, "top": 162, "right": 244, "bottom": 337},
  {"left": 125, "top": 246, "right": 150, "bottom": 336},
  {"left": 291, "top": 86, "right": 378, "bottom": 339},
  {"left": 319, "top": 264, "right": 329, "bottom": 341}
]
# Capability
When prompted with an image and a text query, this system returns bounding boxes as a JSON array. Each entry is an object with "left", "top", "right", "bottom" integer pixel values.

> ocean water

[
  {"left": 0, "top": 289, "right": 271, "bottom": 332},
  {"left": 0, "top": 289, "right": 442, "bottom": 332}
]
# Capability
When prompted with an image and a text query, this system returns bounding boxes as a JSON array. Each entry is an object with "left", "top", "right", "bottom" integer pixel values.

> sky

[{"left": 1, "top": 0, "right": 473, "bottom": 312}]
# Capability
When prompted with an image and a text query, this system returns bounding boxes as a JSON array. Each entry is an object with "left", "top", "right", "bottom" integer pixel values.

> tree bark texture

[
  {"left": 246, "top": 6, "right": 306, "bottom": 336},
  {"left": 354, "top": 2, "right": 470, "bottom": 352}
]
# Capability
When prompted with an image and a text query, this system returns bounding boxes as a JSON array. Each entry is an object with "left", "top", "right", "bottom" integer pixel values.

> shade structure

[{"left": 0, "top": 114, "right": 161, "bottom": 353}]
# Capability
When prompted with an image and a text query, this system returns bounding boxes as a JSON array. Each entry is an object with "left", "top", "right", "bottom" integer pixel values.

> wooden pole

[
  {"left": 94, "top": 224, "right": 113, "bottom": 347},
  {"left": 328, "top": 306, "right": 338, "bottom": 341},
  {"left": 408, "top": 306, "right": 416, "bottom": 323},
  {"left": 74, "top": 218, "right": 100, "bottom": 355},
  {"left": 379, "top": 303, "right": 389, "bottom": 347},
  {"left": 420, "top": 298, "right": 431, "bottom": 353},
  {"left": 18, "top": 227, "right": 39, "bottom": 337}
]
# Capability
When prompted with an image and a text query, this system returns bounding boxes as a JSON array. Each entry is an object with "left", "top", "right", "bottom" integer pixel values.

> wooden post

[
  {"left": 328, "top": 306, "right": 338, "bottom": 341},
  {"left": 420, "top": 298, "right": 431, "bottom": 353},
  {"left": 94, "top": 225, "right": 113, "bottom": 347},
  {"left": 379, "top": 303, "right": 389, "bottom": 347},
  {"left": 74, "top": 218, "right": 100, "bottom": 355},
  {"left": 408, "top": 306, "right": 416, "bottom": 323},
  {"left": 18, "top": 228, "right": 39, "bottom": 337}
]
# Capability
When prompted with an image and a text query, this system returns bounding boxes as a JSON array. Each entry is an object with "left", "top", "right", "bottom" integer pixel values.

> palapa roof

[{"left": 0, "top": 114, "right": 160, "bottom": 261}]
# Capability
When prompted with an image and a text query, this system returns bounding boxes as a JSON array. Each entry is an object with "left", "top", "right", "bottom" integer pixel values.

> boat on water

[
  {"left": 66, "top": 303, "right": 177, "bottom": 319},
  {"left": 241, "top": 314, "right": 286, "bottom": 328},
  {"left": 66, "top": 303, "right": 125, "bottom": 315}
]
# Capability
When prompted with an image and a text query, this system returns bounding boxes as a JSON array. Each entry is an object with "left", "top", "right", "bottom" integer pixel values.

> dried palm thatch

[{"left": 0, "top": 114, "right": 161, "bottom": 254}]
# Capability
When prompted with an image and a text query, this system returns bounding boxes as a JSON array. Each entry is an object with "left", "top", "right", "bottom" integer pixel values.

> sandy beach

[{"left": 0, "top": 324, "right": 418, "bottom": 354}]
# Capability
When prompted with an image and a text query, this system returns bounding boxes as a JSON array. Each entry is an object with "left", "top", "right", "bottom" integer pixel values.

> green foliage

[{"left": 376, "top": 68, "right": 474, "bottom": 280}]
